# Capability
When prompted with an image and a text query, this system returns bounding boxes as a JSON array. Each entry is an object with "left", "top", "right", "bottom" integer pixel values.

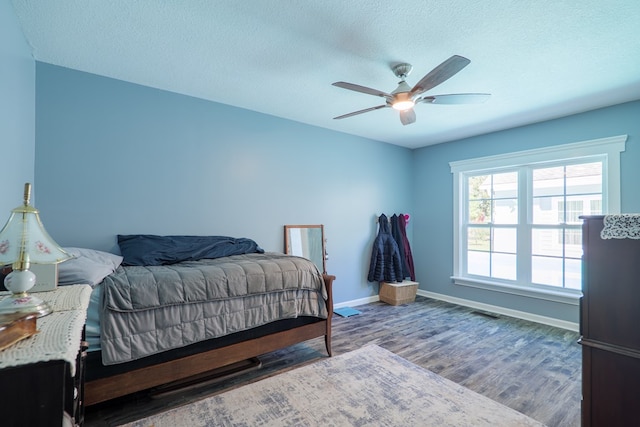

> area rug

[{"left": 121, "top": 345, "right": 545, "bottom": 426}]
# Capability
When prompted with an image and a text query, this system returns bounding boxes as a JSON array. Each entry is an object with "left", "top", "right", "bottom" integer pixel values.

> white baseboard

[
  {"left": 417, "top": 289, "right": 579, "bottom": 332},
  {"left": 333, "top": 295, "right": 379, "bottom": 309},
  {"left": 333, "top": 290, "right": 579, "bottom": 332}
]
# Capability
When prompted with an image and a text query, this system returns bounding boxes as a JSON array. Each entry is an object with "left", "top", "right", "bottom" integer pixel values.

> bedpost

[{"left": 322, "top": 274, "right": 335, "bottom": 357}]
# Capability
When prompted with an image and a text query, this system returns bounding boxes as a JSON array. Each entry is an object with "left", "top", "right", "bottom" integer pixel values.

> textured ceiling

[{"left": 10, "top": 0, "right": 640, "bottom": 149}]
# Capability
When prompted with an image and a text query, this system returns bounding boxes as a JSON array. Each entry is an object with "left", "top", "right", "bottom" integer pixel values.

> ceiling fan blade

[
  {"left": 333, "top": 104, "right": 388, "bottom": 120},
  {"left": 399, "top": 108, "right": 416, "bottom": 126},
  {"left": 410, "top": 55, "right": 471, "bottom": 96},
  {"left": 332, "top": 82, "right": 391, "bottom": 98},
  {"left": 419, "top": 93, "right": 491, "bottom": 104}
]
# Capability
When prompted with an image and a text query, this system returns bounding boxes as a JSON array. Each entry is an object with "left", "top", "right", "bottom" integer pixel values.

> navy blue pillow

[{"left": 118, "top": 234, "right": 264, "bottom": 266}]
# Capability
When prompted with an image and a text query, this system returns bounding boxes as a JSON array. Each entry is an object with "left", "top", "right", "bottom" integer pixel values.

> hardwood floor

[{"left": 85, "top": 296, "right": 581, "bottom": 426}]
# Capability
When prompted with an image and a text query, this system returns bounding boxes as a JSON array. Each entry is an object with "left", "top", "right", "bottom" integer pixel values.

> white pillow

[{"left": 58, "top": 247, "right": 123, "bottom": 287}]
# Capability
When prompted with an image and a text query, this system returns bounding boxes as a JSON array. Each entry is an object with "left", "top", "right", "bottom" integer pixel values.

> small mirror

[{"left": 284, "top": 224, "right": 326, "bottom": 274}]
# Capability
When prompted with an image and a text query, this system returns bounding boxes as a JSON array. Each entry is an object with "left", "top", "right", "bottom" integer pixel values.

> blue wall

[
  {"left": 0, "top": 1, "right": 35, "bottom": 213},
  {"left": 34, "top": 63, "right": 414, "bottom": 304},
  {"left": 412, "top": 100, "right": 640, "bottom": 323}
]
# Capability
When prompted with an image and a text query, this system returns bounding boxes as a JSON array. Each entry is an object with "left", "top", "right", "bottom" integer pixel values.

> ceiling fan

[{"left": 332, "top": 55, "right": 490, "bottom": 126}]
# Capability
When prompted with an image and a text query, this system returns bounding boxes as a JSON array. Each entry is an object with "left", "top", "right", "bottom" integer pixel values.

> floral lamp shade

[{"left": 0, "top": 211, "right": 70, "bottom": 266}]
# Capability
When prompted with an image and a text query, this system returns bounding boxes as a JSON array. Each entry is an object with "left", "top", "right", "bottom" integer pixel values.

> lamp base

[{"left": 0, "top": 292, "right": 52, "bottom": 318}]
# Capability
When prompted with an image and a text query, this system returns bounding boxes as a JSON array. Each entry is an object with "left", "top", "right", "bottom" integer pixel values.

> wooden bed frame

[{"left": 84, "top": 274, "right": 335, "bottom": 406}]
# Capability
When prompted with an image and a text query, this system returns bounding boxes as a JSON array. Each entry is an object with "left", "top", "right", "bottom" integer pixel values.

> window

[
  {"left": 450, "top": 135, "right": 626, "bottom": 303},
  {"left": 530, "top": 162, "right": 602, "bottom": 290},
  {"left": 467, "top": 172, "right": 518, "bottom": 281}
]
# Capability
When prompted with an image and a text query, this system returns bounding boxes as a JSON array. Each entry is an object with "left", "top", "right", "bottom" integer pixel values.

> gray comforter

[{"left": 100, "top": 253, "right": 328, "bottom": 365}]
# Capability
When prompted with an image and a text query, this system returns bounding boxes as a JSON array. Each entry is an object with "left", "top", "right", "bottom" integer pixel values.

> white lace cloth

[
  {"left": 601, "top": 214, "right": 640, "bottom": 240},
  {"left": 0, "top": 284, "right": 91, "bottom": 375}
]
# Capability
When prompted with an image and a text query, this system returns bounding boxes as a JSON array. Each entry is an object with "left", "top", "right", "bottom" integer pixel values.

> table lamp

[{"left": 0, "top": 183, "right": 71, "bottom": 317}]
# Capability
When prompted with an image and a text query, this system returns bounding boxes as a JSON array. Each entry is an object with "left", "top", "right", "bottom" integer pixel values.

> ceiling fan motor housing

[
  {"left": 390, "top": 64, "right": 415, "bottom": 110},
  {"left": 390, "top": 78, "right": 414, "bottom": 110}
]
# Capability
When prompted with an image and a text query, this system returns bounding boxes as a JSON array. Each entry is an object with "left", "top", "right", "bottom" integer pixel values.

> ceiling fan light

[
  {"left": 391, "top": 90, "right": 415, "bottom": 110},
  {"left": 392, "top": 100, "right": 415, "bottom": 111},
  {"left": 391, "top": 90, "right": 415, "bottom": 111}
]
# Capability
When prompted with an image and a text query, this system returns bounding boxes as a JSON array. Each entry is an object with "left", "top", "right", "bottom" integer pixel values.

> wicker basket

[{"left": 379, "top": 280, "right": 418, "bottom": 305}]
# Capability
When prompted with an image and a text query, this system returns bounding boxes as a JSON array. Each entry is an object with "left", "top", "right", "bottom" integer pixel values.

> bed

[{"left": 58, "top": 235, "right": 334, "bottom": 406}]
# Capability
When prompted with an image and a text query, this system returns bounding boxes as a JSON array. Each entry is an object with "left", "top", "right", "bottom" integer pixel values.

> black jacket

[{"left": 367, "top": 214, "right": 403, "bottom": 282}]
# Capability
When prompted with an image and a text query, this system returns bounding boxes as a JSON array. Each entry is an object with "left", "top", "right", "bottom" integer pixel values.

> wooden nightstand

[{"left": 0, "top": 285, "right": 92, "bottom": 426}]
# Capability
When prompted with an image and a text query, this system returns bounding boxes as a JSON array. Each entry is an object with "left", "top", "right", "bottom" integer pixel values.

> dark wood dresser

[{"left": 580, "top": 215, "right": 640, "bottom": 426}]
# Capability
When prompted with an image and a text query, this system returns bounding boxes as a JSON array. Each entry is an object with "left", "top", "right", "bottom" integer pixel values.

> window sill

[{"left": 451, "top": 276, "right": 582, "bottom": 306}]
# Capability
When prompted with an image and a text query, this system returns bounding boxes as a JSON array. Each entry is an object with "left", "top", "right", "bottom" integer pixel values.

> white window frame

[{"left": 450, "top": 135, "right": 627, "bottom": 305}]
